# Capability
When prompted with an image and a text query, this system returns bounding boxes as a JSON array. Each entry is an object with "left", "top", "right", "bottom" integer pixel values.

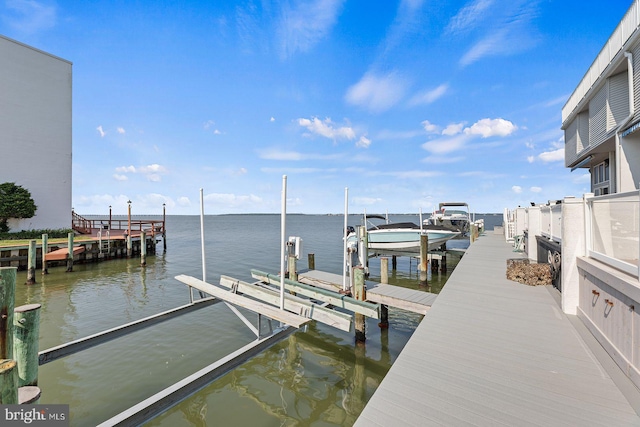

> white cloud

[
  {"left": 297, "top": 117, "right": 356, "bottom": 140},
  {"left": 345, "top": 72, "right": 407, "bottom": 113},
  {"left": 464, "top": 118, "right": 517, "bottom": 138},
  {"left": 527, "top": 155, "right": 535, "bottom": 163},
  {"left": 97, "top": 125, "right": 106, "bottom": 138},
  {"left": 270, "top": 117, "right": 275, "bottom": 122},
  {"left": 538, "top": 148, "right": 564, "bottom": 162},
  {"left": 177, "top": 197, "right": 191, "bottom": 207},
  {"left": 117, "top": 127, "right": 126, "bottom": 134},
  {"left": 115, "top": 165, "right": 136, "bottom": 173},
  {"left": 530, "top": 186, "right": 542, "bottom": 193},
  {"left": 512, "top": 185, "right": 522, "bottom": 194},
  {"left": 445, "top": 0, "right": 494, "bottom": 35},
  {"left": 422, "top": 133, "right": 471, "bottom": 154},
  {"left": 138, "top": 164, "right": 168, "bottom": 174},
  {"left": 113, "top": 174, "right": 128, "bottom": 181},
  {"left": 421, "top": 120, "right": 440, "bottom": 134},
  {"left": 3, "top": 0, "right": 56, "bottom": 34},
  {"left": 442, "top": 123, "right": 465, "bottom": 136},
  {"left": 422, "top": 155, "right": 464, "bottom": 164},
  {"left": 356, "top": 136, "right": 371, "bottom": 148},
  {"left": 411, "top": 84, "right": 449, "bottom": 106},
  {"left": 277, "top": 0, "right": 344, "bottom": 58}
]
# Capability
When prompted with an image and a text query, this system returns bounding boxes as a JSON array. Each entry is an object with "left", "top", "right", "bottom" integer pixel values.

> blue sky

[{"left": 0, "top": 0, "right": 633, "bottom": 215}]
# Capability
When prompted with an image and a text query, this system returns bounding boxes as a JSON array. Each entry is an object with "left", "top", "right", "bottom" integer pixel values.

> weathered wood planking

[
  {"left": 366, "top": 284, "right": 437, "bottom": 315},
  {"left": 219, "top": 276, "right": 352, "bottom": 332},
  {"left": 46, "top": 246, "right": 85, "bottom": 261},
  {"left": 175, "top": 275, "right": 310, "bottom": 328},
  {"left": 251, "top": 270, "right": 379, "bottom": 319},
  {"left": 297, "top": 270, "right": 344, "bottom": 292}
]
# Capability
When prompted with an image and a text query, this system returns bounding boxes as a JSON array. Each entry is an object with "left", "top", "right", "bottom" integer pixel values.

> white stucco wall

[{"left": 0, "top": 35, "right": 72, "bottom": 231}]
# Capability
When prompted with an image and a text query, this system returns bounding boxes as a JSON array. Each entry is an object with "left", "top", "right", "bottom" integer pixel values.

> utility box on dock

[{"left": 288, "top": 236, "right": 303, "bottom": 259}]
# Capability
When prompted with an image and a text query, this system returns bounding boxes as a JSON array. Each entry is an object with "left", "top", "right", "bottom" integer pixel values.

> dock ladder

[{"left": 97, "top": 229, "right": 110, "bottom": 255}]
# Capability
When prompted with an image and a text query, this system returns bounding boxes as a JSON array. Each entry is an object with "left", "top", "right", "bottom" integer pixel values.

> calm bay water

[{"left": 12, "top": 214, "right": 500, "bottom": 426}]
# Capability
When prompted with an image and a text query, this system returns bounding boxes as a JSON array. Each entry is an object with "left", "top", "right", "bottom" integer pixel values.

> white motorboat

[
  {"left": 424, "top": 202, "right": 472, "bottom": 234},
  {"left": 346, "top": 215, "right": 460, "bottom": 257}
]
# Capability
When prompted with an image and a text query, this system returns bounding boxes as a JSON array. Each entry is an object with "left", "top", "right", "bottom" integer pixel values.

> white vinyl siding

[
  {"left": 578, "top": 111, "right": 590, "bottom": 150},
  {"left": 589, "top": 85, "right": 608, "bottom": 147},
  {"left": 565, "top": 119, "right": 578, "bottom": 167},
  {"left": 607, "top": 71, "right": 630, "bottom": 131}
]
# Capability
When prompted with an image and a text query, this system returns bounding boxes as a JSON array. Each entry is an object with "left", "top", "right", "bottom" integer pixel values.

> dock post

[
  {"left": 353, "top": 266, "right": 366, "bottom": 343},
  {"left": 362, "top": 228, "right": 369, "bottom": 276},
  {"left": 420, "top": 234, "right": 428, "bottom": 286},
  {"left": 26, "top": 240, "right": 36, "bottom": 285},
  {"left": 127, "top": 234, "right": 132, "bottom": 258},
  {"left": 0, "top": 268, "right": 16, "bottom": 360},
  {"left": 379, "top": 258, "right": 389, "bottom": 329},
  {"left": 41, "top": 234, "right": 48, "bottom": 275},
  {"left": 288, "top": 254, "right": 297, "bottom": 282},
  {"left": 13, "top": 304, "right": 40, "bottom": 387},
  {"left": 66, "top": 232, "right": 74, "bottom": 272},
  {"left": 162, "top": 203, "right": 167, "bottom": 252},
  {"left": 441, "top": 254, "right": 447, "bottom": 273},
  {"left": 140, "top": 231, "right": 147, "bottom": 267},
  {"left": 419, "top": 234, "right": 428, "bottom": 271},
  {"left": 0, "top": 360, "right": 18, "bottom": 404},
  {"left": 308, "top": 253, "right": 315, "bottom": 271},
  {"left": 392, "top": 255, "right": 397, "bottom": 270}
]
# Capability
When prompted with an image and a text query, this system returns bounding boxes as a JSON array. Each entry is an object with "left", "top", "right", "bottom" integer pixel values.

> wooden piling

[
  {"left": 0, "top": 267, "right": 16, "bottom": 359},
  {"left": 0, "top": 359, "right": 18, "bottom": 404},
  {"left": 307, "top": 253, "right": 315, "bottom": 270},
  {"left": 41, "top": 233, "right": 48, "bottom": 274},
  {"left": 66, "top": 232, "right": 74, "bottom": 272},
  {"left": 288, "top": 255, "right": 297, "bottom": 282},
  {"left": 13, "top": 304, "right": 40, "bottom": 387},
  {"left": 380, "top": 257, "right": 389, "bottom": 284},
  {"left": 392, "top": 255, "right": 397, "bottom": 270},
  {"left": 26, "top": 240, "right": 36, "bottom": 285},
  {"left": 441, "top": 254, "right": 447, "bottom": 273},
  {"left": 140, "top": 231, "right": 147, "bottom": 267},
  {"left": 419, "top": 234, "right": 428, "bottom": 272},
  {"left": 362, "top": 227, "right": 369, "bottom": 276},
  {"left": 127, "top": 234, "right": 132, "bottom": 258},
  {"left": 379, "top": 258, "right": 389, "bottom": 328},
  {"left": 353, "top": 266, "right": 366, "bottom": 343}
]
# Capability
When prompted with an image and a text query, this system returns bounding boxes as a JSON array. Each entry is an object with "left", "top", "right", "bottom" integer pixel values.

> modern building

[
  {"left": 562, "top": 1, "right": 640, "bottom": 195},
  {"left": 0, "top": 35, "right": 72, "bottom": 231}
]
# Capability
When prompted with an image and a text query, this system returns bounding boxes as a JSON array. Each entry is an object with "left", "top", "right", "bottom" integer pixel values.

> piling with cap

[
  {"left": 13, "top": 304, "right": 40, "bottom": 387},
  {"left": 41, "top": 234, "right": 48, "bottom": 275},
  {"left": 379, "top": 257, "right": 389, "bottom": 329},
  {"left": 66, "top": 232, "right": 74, "bottom": 272},
  {"left": 0, "top": 267, "right": 16, "bottom": 359}
]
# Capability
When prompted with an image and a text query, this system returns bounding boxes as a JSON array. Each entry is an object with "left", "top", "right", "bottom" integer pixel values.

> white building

[
  {"left": 562, "top": 1, "right": 640, "bottom": 195},
  {"left": 0, "top": 35, "right": 72, "bottom": 231}
]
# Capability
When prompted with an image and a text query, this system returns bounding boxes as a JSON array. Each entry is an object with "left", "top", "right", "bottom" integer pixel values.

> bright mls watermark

[{"left": 0, "top": 405, "right": 69, "bottom": 426}]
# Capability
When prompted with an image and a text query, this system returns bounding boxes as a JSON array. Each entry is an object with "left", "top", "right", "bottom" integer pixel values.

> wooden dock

[
  {"left": 355, "top": 232, "right": 640, "bottom": 426},
  {"left": 298, "top": 270, "right": 437, "bottom": 315}
]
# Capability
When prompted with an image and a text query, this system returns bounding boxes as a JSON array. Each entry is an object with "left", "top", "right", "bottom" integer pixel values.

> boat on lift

[
  {"left": 424, "top": 202, "right": 472, "bottom": 234},
  {"left": 346, "top": 214, "right": 460, "bottom": 257}
]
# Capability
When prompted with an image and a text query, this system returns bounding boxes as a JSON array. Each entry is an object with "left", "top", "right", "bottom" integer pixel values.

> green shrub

[{"left": 0, "top": 229, "right": 74, "bottom": 240}]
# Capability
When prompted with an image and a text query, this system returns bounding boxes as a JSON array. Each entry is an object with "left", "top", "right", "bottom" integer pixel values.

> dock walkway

[
  {"left": 298, "top": 270, "right": 436, "bottom": 315},
  {"left": 355, "top": 232, "right": 640, "bottom": 426}
]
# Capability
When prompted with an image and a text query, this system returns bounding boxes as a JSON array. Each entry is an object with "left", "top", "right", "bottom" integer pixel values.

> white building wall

[
  {"left": 0, "top": 36, "right": 72, "bottom": 231},
  {"left": 618, "top": 132, "right": 640, "bottom": 192}
]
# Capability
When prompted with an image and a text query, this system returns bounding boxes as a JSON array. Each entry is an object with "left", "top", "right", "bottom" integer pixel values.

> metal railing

[{"left": 586, "top": 191, "right": 640, "bottom": 277}]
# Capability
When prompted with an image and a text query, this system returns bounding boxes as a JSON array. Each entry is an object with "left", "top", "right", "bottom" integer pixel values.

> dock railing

[
  {"left": 72, "top": 211, "right": 165, "bottom": 237},
  {"left": 586, "top": 190, "right": 640, "bottom": 277},
  {"left": 504, "top": 191, "right": 640, "bottom": 279}
]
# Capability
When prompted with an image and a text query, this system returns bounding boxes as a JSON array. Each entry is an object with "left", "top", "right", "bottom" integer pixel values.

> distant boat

[
  {"left": 424, "top": 202, "right": 472, "bottom": 234},
  {"left": 346, "top": 214, "right": 460, "bottom": 257}
]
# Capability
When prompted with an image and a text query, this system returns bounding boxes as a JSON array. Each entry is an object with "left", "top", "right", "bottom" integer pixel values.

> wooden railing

[{"left": 72, "top": 211, "right": 165, "bottom": 236}]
